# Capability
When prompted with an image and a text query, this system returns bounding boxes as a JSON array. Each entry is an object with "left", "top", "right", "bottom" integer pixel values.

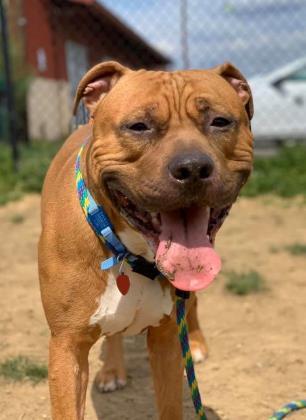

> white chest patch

[{"left": 89, "top": 264, "right": 173, "bottom": 336}]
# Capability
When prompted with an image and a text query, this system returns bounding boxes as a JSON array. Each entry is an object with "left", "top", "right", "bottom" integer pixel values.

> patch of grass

[
  {"left": 242, "top": 145, "right": 306, "bottom": 197},
  {"left": 0, "top": 356, "right": 48, "bottom": 384},
  {"left": 0, "top": 140, "right": 62, "bottom": 205},
  {"left": 285, "top": 243, "right": 306, "bottom": 256},
  {"left": 225, "top": 270, "right": 265, "bottom": 296},
  {"left": 10, "top": 213, "right": 25, "bottom": 224}
]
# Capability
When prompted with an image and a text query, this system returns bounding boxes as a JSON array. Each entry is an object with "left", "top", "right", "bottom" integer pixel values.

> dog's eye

[
  {"left": 210, "top": 117, "right": 232, "bottom": 128},
  {"left": 128, "top": 122, "right": 150, "bottom": 132}
]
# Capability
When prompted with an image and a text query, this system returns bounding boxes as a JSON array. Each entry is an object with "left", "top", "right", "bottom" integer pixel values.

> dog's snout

[{"left": 168, "top": 152, "right": 214, "bottom": 184}]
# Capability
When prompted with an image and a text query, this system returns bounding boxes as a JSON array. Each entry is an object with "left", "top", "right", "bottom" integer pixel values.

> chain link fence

[{"left": 2, "top": 0, "right": 306, "bottom": 156}]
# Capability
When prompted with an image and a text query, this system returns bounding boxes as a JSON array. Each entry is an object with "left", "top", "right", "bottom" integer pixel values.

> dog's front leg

[
  {"left": 147, "top": 320, "right": 184, "bottom": 420},
  {"left": 49, "top": 333, "right": 93, "bottom": 420},
  {"left": 95, "top": 333, "right": 127, "bottom": 392},
  {"left": 187, "top": 295, "right": 208, "bottom": 363}
]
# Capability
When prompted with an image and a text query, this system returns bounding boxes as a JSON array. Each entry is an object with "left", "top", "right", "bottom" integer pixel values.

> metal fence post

[
  {"left": 180, "top": 0, "right": 190, "bottom": 69},
  {"left": 0, "top": 0, "right": 19, "bottom": 170}
]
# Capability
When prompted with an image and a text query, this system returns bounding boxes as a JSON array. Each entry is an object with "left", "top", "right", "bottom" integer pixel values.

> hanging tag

[{"left": 116, "top": 273, "right": 130, "bottom": 295}]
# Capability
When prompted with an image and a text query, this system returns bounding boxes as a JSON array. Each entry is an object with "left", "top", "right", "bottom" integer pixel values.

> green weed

[
  {"left": 242, "top": 145, "right": 306, "bottom": 198},
  {"left": 225, "top": 270, "right": 265, "bottom": 296},
  {"left": 0, "top": 356, "right": 48, "bottom": 384},
  {"left": 10, "top": 213, "right": 25, "bottom": 224},
  {"left": 285, "top": 243, "right": 306, "bottom": 256},
  {"left": 0, "top": 141, "right": 62, "bottom": 205}
]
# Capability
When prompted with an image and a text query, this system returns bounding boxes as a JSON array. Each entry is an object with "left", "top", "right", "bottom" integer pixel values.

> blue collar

[{"left": 75, "top": 143, "right": 161, "bottom": 280}]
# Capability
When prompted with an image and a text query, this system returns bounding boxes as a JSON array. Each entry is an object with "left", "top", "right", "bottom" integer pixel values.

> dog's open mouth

[{"left": 111, "top": 189, "right": 231, "bottom": 292}]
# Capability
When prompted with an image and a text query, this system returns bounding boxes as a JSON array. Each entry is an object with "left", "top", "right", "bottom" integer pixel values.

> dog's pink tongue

[{"left": 155, "top": 207, "right": 221, "bottom": 291}]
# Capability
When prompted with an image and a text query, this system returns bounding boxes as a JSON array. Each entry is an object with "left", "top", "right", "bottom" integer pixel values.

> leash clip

[
  {"left": 175, "top": 289, "right": 190, "bottom": 299},
  {"left": 100, "top": 252, "right": 127, "bottom": 271}
]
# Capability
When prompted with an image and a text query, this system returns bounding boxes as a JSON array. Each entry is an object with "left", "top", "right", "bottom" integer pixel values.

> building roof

[{"left": 66, "top": 0, "right": 170, "bottom": 66}]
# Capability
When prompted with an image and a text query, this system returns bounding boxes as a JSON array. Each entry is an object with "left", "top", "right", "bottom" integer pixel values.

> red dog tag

[{"left": 116, "top": 273, "right": 130, "bottom": 295}]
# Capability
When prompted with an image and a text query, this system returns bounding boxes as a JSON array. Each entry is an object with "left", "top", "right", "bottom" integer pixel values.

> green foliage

[
  {"left": 0, "top": 356, "right": 48, "bottom": 384},
  {"left": 242, "top": 145, "right": 306, "bottom": 197},
  {"left": 285, "top": 243, "right": 306, "bottom": 256},
  {"left": 225, "top": 270, "right": 265, "bottom": 296},
  {"left": 0, "top": 39, "right": 32, "bottom": 142},
  {"left": 0, "top": 141, "right": 61, "bottom": 205}
]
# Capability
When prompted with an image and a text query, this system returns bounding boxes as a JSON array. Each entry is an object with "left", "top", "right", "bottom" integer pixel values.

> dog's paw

[
  {"left": 190, "top": 345, "right": 207, "bottom": 364},
  {"left": 94, "top": 369, "right": 127, "bottom": 393},
  {"left": 189, "top": 330, "right": 208, "bottom": 364}
]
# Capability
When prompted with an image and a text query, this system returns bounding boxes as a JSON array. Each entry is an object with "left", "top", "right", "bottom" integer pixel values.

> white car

[{"left": 249, "top": 57, "right": 306, "bottom": 142}]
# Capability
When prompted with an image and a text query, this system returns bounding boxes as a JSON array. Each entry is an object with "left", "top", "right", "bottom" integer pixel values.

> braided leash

[
  {"left": 269, "top": 400, "right": 306, "bottom": 419},
  {"left": 176, "top": 292, "right": 207, "bottom": 419},
  {"left": 175, "top": 292, "right": 306, "bottom": 420}
]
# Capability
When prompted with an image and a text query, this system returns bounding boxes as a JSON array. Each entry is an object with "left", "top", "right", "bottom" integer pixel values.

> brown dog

[{"left": 38, "top": 61, "right": 253, "bottom": 419}]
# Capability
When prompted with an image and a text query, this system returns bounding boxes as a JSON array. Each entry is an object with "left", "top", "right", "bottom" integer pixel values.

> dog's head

[{"left": 74, "top": 61, "right": 253, "bottom": 291}]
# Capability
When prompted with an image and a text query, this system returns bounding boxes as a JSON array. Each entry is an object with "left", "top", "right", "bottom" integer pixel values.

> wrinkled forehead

[{"left": 99, "top": 69, "right": 243, "bottom": 121}]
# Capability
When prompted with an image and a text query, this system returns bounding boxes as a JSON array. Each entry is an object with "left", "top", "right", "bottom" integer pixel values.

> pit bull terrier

[{"left": 38, "top": 61, "right": 253, "bottom": 420}]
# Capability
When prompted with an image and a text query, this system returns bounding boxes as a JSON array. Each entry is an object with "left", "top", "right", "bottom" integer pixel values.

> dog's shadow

[{"left": 90, "top": 335, "right": 221, "bottom": 420}]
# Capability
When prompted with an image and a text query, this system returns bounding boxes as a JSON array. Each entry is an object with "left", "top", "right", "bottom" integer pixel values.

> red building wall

[
  {"left": 23, "top": 0, "right": 67, "bottom": 80},
  {"left": 22, "top": 0, "right": 167, "bottom": 81}
]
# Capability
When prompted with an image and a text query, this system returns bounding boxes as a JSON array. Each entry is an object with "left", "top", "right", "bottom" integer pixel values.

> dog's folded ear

[
  {"left": 73, "top": 61, "right": 128, "bottom": 117},
  {"left": 212, "top": 62, "right": 253, "bottom": 120}
]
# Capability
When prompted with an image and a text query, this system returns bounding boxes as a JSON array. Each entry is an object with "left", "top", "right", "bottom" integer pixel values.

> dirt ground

[{"left": 0, "top": 194, "right": 306, "bottom": 420}]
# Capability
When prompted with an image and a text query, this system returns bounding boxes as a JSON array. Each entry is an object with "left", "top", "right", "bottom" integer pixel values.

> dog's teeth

[
  {"left": 151, "top": 213, "right": 158, "bottom": 223},
  {"left": 151, "top": 213, "right": 161, "bottom": 230}
]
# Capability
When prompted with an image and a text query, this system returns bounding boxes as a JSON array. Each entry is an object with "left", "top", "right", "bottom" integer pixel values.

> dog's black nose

[{"left": 168, "top": 152, "right": 214, "bottom": 183}]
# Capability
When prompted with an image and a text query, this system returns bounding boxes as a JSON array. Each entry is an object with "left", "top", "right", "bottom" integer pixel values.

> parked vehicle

[{"left": 250, "top": 57, "right": 306, "bottom": 143}]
